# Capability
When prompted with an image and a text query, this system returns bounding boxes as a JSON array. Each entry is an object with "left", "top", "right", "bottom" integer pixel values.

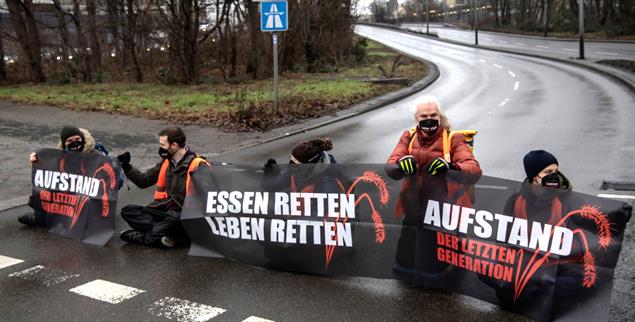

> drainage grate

[{"left": 600, "top": 181, "right": 635, "bottom": 191}]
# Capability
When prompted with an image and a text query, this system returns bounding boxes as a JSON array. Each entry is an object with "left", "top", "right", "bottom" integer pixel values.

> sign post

[{"left": 260, "top": 1, "right": 288, "bottom": 112}]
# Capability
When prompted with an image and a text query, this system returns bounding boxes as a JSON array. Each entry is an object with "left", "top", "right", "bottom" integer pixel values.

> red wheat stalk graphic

[
  {"left": 324, "top": 170, "right": 390, "bottom": 268},
  {"left": 513, "top": 205, "right": 612, "bottom": 302},
  {"left": 70, "top": 162, "right": 116, "bottom": 229}
]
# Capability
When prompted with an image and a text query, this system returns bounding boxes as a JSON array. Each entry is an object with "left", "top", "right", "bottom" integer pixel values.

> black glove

[
  {"left": 117, "top": 152, "right": 132, "bottom": 172},
  {"left": 397, "top": 155, "right": 417, "bottom": 175},
  {"left": 264, "top": 158, "right": 280, "bottom": 175},
  {"left": 426, "top": 157, "right": 454, "bottom": 175}
]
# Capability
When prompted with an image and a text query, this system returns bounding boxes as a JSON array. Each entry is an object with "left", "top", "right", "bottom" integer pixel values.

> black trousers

[{"left": 121, "top": 205, "right": 188, "bottom": 245}]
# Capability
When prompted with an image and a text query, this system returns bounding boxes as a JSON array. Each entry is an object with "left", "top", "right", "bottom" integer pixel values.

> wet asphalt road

[
  {"left": 401, "top": 23, "right": 635, "bottom": 61},
  {"left": 1, "top": 25, "right": 634, "bottom": 321}
]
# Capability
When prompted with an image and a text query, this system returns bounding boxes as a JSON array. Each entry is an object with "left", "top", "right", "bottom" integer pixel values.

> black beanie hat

[
  {"left": 60, "top": 126, "right": 84, "bottom": 144},
  {"left": 291, "top": 137, "right": 333, "bottom": 163},
  {"left": 523, "top": 150, "right": 558, "bottom": 180}
]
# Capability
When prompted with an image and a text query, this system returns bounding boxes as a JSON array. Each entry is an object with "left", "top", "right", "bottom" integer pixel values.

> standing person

[
  {"left": 116, "top": 126, "right": 208, "bottom": 248},
  {"left": 385, "top": 95, "right": 481, "bottom": 276},
  {"left": 19, "top": 126, "right": 123, "bottom": 227}
]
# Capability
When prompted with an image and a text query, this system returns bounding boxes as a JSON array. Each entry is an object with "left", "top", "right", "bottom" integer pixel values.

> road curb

[
  {"left": 400, "top": 23, "right": 635, "bottom": 44},
  {"left": 359, "top": 22, "right": 635, "bottom": 94},
  {"left": 1, "top": 38, "right": 440, "bottom": 210},
  {"left": 0, "top": 195, "right": 29, "bottom": 213},
  {"left": 220, "top": 46, "right": 441, "bottom": 155}
]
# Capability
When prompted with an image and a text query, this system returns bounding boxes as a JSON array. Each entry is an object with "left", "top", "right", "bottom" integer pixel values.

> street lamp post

[
  {"left": 474, "top": 0, "right": 479, "bottom": 45},
  {"left": 578, "top": 0, "right": 585, "bottom": 59},
  {"left": 426, "top": 0, "right": 430, "bottom": 34}
]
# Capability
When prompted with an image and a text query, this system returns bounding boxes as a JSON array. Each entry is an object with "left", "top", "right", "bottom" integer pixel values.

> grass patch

[{"left": 0, "top": 39, "right": 426, "bottom": 132}]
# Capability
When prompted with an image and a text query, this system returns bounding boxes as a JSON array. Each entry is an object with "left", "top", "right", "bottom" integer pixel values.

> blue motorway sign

[{"left": 261, "top": 1, "right": 288, "bottom": 32}]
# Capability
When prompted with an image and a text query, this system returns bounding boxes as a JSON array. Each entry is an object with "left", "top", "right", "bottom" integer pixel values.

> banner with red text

[
  {"left": 31, "top": 148, "right": 118, "bottom": 245},
  {"left": 181, "top": 164, "right": 631, "bottom": 321}
]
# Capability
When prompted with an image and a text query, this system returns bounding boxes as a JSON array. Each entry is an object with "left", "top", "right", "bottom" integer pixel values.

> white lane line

[
  {"left": 498, "top": 40, "right": 508, "bottom": 44},
  {"left": 562, "top": 48, "right": 577, "bottom": 52},
  {"left": 9, "top": 265, "right": 79, "bottom": 287},
  {"left": 0, "top": 255, "right": 24, "bottom": 270},
  {"left": 508, "top": 71, "right": 516, "bottom": 78},
  {"left": 148, "top": 297, "right": 226, "bottom": 322},
  {"left": 485, "top": 38, "right": 492, "bottom": 41},
  {"left": 492, "top": 64, "right": 503, "bottom": 69},
  {"left": 536, "top": 45, "right": 550, "bottom": 48},
  {"left": 515, "top": 43, "right": 526, "bottom": 46},
  {"left": 597, "top": 194, "right": 635, "bottom": 200},
  {"left": 513, "top": 81, "right": 520, "bottom": 91},
  {"left": 475, "top": 185, "right": 509, "bottom": 190},
  {"left": 69, "top": 279, "right": 145, "bottom": 304},
  {"left": 479, "top": 59, "right": 486, "bottom": 63},
  {"left": 499, "top": 99, "right": 510, "bottom": 107},
  {"left": 596, "top": 51, "right": 619, "bottom": 56},
  {"left": 243, "top": 316, "right": 275, "bottom": 322}
]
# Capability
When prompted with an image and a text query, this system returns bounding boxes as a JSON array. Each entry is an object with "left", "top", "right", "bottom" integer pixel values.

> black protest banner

[
  {"left": 31, "top": 148, "right": 118, "bottom": 245},
  {"left": 181, "top": 164, "right": 631, "bottom": 322}
]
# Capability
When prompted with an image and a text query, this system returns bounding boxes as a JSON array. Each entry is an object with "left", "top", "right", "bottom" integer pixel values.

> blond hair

[{"left": 413, "top": 95, "right": 452, "bottom": 130}]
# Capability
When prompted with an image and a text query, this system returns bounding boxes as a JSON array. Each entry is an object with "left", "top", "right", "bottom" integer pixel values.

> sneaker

[
  {"left": 120, "top": 229, "right": 146, "bottom": 244},
  {"left": 160, "top": 236, "right": 176, "bottom": 248},
  {"left": 17, "top": 213, "right": 45, "bottom": 227}
]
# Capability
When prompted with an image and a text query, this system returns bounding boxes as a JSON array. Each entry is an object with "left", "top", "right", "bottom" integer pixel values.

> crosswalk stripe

[
  {"left": 242, "top": 316, "right": 275, "bottom": 322},
  {"left": 69, "top": 279, "right": 145, "bottom": 304},
  {"left": 0, "top": 255, "right": 24, "bottom": 270},
  {"left": 9, "top": 265, "right": 79, "bottom": 287},
  {"left": 148, "top": 297, "right": 226, "bottom": 321}
]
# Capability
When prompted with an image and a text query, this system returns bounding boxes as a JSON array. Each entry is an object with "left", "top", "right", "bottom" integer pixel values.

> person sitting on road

[
  {"left": 263, "top": 137, "right": 340, "bottom": 195},
  {"left": 384, "top": 95, "right": 482, "bottom": 276},
  {"left": 483, "top": 150, "right": 590, "bottom": 319},
  {"left": 19, "top": 126, "right": 123, "bottom": 227},
  {"left": 116, "top": 126, "right": 208, "bottom": 248},
  {"left": 262, "top": 137, "right": 346, "bottom": 272}
]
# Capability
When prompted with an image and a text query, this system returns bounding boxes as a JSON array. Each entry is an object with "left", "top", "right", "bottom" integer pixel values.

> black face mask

[
  {"left": 159, "top": 147, "right": 172, "bottom": 159},
  {"left": 65, "top": 140, "right": 84, "bottom": 152},
  {"left": 419, "top": 118, "right": 439, "bottom": 135},
  {"left": 541, "top": 172, "right": 562, "bottom": 189}
]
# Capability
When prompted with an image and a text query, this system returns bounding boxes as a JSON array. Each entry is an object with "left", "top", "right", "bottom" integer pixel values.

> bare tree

[
  {"left": 0, "top": 15, "right": 6, "bottom": 82},
  {"left": 245, "top": 0, "right": 267, "bottom": 79},
  {"left": 6, "top": 0, "right": 45, "bottom": 82},
  {"left": 86, "top": 0, "right": 102, "bottom": 76}
]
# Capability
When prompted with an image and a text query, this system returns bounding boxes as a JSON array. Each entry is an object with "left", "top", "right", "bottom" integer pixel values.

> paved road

[
  {"left": 1, "top": 25, "right": 634, "bottom": 321},
  {"left": 401, "top": 23, "right": 635, "bottom": 61}
]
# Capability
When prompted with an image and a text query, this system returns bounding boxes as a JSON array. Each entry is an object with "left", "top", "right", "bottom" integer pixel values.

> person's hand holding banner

[{"left": 398, "top": 155, "right": 416, "bottom": 175}]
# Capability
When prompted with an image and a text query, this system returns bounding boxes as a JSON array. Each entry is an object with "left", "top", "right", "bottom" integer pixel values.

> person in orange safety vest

[{"left": 116, "top": 126, "right": 208, "bottom": 248}]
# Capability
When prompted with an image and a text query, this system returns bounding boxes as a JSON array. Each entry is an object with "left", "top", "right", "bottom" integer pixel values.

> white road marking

[
  {"left": 562, "top": 48, "right": 577, "bottom": 52},
  {"left": 508, "top": 71, "right": 516, "bottom": 77},
  {"left": 596, "top": 51, "right": 619, "bottom": 56},
  {"left": 479, "top": 59, "right": 486, "bottom": 63},
  {"left": 498, "top": 40, "right": 508, "bottom": 44},
  {"left": 148, "top": 297, "right": 226, "bottom": 322},
  {"left": 242, "top": 316, "right": 275, "bottom": 322},
  {"left": 475, "top": 185, "right": 509, "bottom": 190},
  {"left": 492, "top": 64, "right": 503, "bottom": 69},
  {"left": 69, "top": 279, "right": 145, "bottom": 304},
  {"left": 0, "top": 255, "right": 24, "bottom": 270},
  {"left": 485, "top": 38, "right": 492, "bottom": 41},
  {"left": 597, "top": 194, "right": 635, "bottom": 200},
  {"left": 499, "top": 99, "right": 510, "bottom": 107},
  {"left": 515, "top": 43, "right": 527, "bottom": 46},
  {"left": 513, "top": 81, "right": 520, "bottom": 91},
  {"left": 536, "top": 45, "right": 550, "bottom": 48},
  {"left": 9, "top": 265, "right": 79, "bottom": 287}
]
